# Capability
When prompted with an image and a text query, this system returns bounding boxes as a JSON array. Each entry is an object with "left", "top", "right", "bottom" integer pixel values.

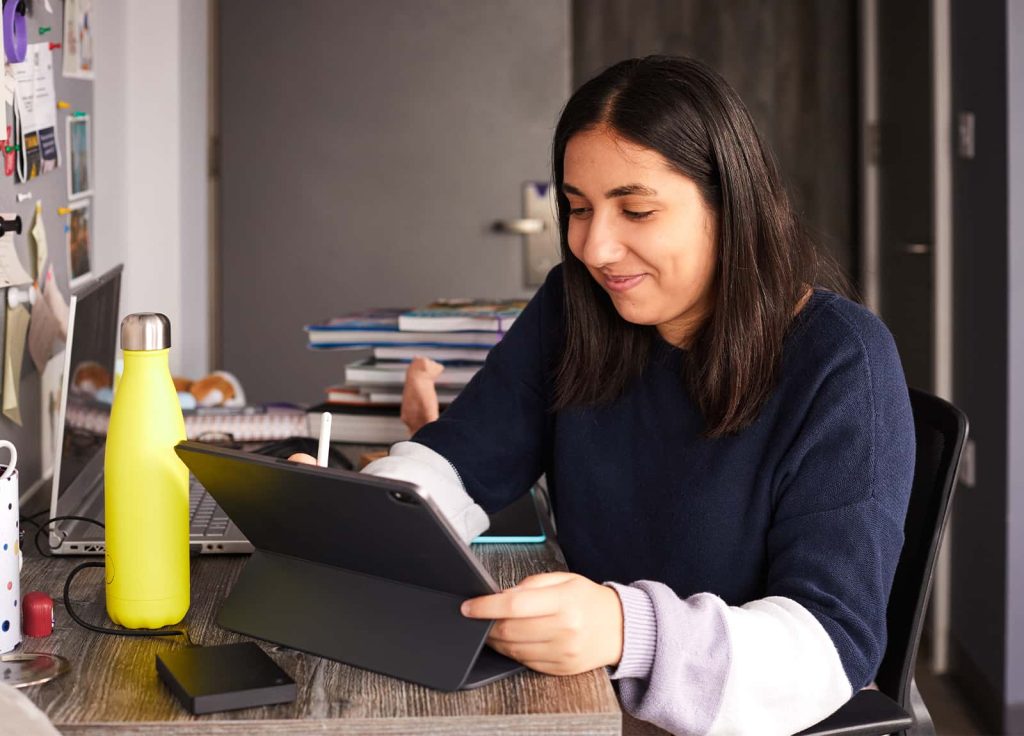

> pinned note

[
  {"left": 30, "top": 200, "right": 47, "bottom": 279},
  {"left": 0, "top": 15, "right": 5, "bottom": 133},
  {"left": 3, "top": 303, "right": 29, "bottom": 425},
  {"left": 42, "top": 265, "right": 67, "bottom": 337},
  {"left": 2, "top": 67, "right": 14, "bottom": 107},
  {"left": 0, "top": 292, "right": 4, "bottom": 393},
  {"left": 27, "top": 284, "right": 57, "bottom": 372},
  {"left": 12, "top": 44, "right": 61, "bottom": 181},
  {"left": 0, "top": 226, "right": 31, "bottom": 288},
  {"left": 26, "top": 267, "right": 67, "bottom": 371}
]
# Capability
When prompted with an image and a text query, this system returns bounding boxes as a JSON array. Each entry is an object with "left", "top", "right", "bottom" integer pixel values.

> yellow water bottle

[{"left": 104, "top": 313, "right": 189, "bottom": 628}]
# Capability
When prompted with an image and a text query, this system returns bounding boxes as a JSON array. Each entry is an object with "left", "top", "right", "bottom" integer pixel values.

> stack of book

[{"left": 305, "top": 298, "right": 527, "bottom": 443}]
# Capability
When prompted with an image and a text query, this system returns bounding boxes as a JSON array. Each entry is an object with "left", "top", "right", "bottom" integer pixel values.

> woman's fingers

[
  {"left": 513, "top": 572, "right": 577, "bottom": 589},
  {"left": 462, "top": 586, "right": 560, "bottom": 620},
  {"left": 486, "top": 614, "right": 558, "bottom": 644},
  {"left": 486, "top": 638, "right": 560, "bottom": 665}
]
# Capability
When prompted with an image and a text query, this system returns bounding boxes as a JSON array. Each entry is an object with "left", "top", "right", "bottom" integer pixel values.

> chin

[{"left": 609, "top": 303, "right": 658, "bottom": 328}]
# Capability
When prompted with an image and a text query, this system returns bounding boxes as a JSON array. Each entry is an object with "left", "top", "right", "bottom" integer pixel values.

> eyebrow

[{"left": 562, "top": 183, "right": 658, "bottom": 198}]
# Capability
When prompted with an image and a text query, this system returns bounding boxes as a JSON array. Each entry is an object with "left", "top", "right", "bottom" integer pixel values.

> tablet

[{"left": 174, "top": 441, "right": 524, "bottom": 691}]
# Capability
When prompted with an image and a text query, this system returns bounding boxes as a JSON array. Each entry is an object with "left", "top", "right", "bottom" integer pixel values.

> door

[
  {"left": 875, "top": 0, "right": 935, "bottom": 392},
  {"left": 216, "top": 0, "right": 570, "bottom": 403}
]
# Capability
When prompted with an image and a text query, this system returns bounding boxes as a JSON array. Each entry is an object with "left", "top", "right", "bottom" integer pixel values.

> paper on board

[
  {"left": 0, "top": 230, "right": 33, "bottom": 289},
  {"left": 3, "top": 305, "right": 30, "bottom": 425}
]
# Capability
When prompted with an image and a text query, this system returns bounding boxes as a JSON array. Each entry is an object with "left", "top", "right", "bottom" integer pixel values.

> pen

[{"left": 317, "top": 412, "right": 332, "bottom": 467}]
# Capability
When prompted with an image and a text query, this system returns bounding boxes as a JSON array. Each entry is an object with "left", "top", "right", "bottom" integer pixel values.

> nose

[{"left": 578, "top": 212, "right": 626, "bottom": 268}]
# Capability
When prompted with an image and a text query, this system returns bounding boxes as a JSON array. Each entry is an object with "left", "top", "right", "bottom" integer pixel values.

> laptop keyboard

[{"left": 189, "top": 476, "right": 231, "bottom": 538}]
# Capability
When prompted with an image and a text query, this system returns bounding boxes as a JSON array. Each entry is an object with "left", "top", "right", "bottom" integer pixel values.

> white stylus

[{"left": 317, "top": 411, "right": 332, "bottom": 467}]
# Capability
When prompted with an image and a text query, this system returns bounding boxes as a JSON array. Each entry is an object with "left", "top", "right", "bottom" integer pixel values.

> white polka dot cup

[{"left": 0, "top": 440, "right": 21, "bottom": 654}]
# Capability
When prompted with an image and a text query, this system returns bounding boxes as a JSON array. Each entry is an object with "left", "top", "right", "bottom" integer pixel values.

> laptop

[
  {"left": 47, "top": 265, "right": 253, "bottom": 555},
  {"left": 175, "top": 440, "right": 525, "bottom": 691}
]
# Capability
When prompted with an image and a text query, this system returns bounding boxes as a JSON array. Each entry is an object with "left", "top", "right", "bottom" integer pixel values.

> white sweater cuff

[{"left": 362, "top": 441, "right": 490, "bottom": 544}]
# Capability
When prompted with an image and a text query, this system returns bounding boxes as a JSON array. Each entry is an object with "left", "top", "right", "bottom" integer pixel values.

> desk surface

[{"left": 17, "top": 539, "right": 621, "bottom": 735}]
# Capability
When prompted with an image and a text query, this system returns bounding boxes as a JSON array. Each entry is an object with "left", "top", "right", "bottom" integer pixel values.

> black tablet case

[{"left": 175, "top": 442, "right": 523, "bottom": 692}]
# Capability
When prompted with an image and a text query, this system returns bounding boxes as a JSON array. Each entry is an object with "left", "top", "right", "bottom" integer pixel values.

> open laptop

[{"left": 47, "top": 265, "right": 253, "bottom": 555}]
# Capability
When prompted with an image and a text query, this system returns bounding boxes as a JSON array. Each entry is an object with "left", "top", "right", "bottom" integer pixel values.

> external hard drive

[{"left": 156, "top": 642, "right": 297, "bottom": 714}]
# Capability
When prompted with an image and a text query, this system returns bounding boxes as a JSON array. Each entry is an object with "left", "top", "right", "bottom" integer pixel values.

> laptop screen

[{"left": 51, "top": 266, "right": 122, "bottom": 519}]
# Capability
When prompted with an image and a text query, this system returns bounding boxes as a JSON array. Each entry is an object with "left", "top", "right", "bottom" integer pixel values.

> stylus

[{"left": 317, "top": 412, "right": 331, "bottom": 467}]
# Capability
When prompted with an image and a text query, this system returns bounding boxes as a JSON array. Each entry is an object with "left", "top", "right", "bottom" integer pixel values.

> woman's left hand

[{"left": 460, "top": 572, "right": 624, "bottom": 676}]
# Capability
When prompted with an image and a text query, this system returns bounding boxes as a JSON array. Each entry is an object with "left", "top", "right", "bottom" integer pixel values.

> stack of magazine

[{"left": 305, "top": 298, "right": 526, "bottom": 443}]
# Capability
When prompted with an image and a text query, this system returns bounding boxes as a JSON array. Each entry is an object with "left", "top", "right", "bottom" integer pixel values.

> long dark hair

[{"left": 551, "top": 56, "right": 845, "bottom": 437}]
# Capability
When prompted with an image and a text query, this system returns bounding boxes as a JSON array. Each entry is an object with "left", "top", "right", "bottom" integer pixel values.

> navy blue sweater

[{"left": 415, "top": 265, "right": 915, "bottom": 690}]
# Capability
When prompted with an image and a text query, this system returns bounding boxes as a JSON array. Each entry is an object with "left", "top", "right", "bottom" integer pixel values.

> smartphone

[{"left": 473, "top": 488, "right": 547, "bottom": 544}]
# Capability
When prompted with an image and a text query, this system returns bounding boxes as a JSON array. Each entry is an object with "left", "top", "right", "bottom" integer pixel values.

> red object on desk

[
  {"left": 22, "top": 591, "right": 54, "bottom": 637},
  {"left": 49, "top": 42, "right": 62, "bottom": 51}
]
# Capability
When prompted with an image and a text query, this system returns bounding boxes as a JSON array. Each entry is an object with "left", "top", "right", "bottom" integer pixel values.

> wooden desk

[{"left": 17, "top": 540, "right": 621, "bottom": 734}]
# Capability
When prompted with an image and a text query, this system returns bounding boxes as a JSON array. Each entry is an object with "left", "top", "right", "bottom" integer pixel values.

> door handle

[
  {"left": 492, "top": 218, "right": 545, "bottom": 235},
  {"left": 903, "top": 243, "right": 931, "bottom": 255}
]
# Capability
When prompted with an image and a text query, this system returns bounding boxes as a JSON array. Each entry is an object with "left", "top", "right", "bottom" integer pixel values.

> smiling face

[{"left": 563, "top": 127, "right": 718, "bottom": 347}]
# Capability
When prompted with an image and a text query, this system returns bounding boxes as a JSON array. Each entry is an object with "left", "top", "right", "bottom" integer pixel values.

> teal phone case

[{"left": 472, "top": 488, "right": 547, "bottom": 544}]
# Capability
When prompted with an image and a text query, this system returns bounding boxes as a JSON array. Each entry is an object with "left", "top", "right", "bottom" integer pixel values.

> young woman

[{"left": 305, "top": 56, "right": 915, "bottom": 735}]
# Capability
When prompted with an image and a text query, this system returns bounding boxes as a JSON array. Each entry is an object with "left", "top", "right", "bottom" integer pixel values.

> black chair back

[
  {"left": 874, "top": 389, "right": 968, "bottom": 705},
  {"left": 798, "top": 389, "right": 968, "bottom": 736}
]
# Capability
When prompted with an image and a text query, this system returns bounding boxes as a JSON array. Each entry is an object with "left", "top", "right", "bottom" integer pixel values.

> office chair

[{"left": 797, "top": 389, "right": 969, "bottom": 736}]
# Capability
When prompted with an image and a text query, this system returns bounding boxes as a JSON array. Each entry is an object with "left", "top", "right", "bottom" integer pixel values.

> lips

[{"left": 602, "top": 273, "right": 646, "bottom": 293}]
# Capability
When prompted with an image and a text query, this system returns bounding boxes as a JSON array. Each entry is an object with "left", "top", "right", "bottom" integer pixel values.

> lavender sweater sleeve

[{"left": 604, "top": 582, "right": 852, "bottom": 735}]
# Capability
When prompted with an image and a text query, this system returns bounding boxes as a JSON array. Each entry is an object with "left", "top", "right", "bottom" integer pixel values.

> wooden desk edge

[{"left": 56, "top": 711, "right": 621, "bottom": 735}]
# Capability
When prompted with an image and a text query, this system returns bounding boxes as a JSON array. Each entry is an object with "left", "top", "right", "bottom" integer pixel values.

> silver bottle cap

[{"left": 120, "top": 313, "right": 172, "bottom": 351}]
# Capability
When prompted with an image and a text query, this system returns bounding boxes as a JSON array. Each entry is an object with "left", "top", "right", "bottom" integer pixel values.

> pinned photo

[
  {"left": 62, "top": 0, "right": 94, "bottom": 81},
  {"left": 66, "top": 200, "right": 92, "bottom": 287},
  {"left": 67, "top": 115, "right": 92, "bottom": 199}
]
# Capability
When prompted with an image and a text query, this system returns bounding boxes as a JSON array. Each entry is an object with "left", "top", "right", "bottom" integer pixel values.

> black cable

[
  {"left": 17, "top": 510, "right": 53, "bottom": 543},
  {"left": 17, "top": 508, "right": 51, "bottom": 527},
  {"left": 33, "top": 515, "right": 105, "bottom": 557},
  {"left": 62, "top": 561, "right": 189, "bottom": 640},
  {"left": 33, "top": 516, "right": 194, "bottom": 641},
  {"left": 22, "top": 515, "right": 192, "bottom": 640}
]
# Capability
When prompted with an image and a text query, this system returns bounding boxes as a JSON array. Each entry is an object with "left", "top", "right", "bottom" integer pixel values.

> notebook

[{"left": 46, "top": 265, "right": 253, "bottom": 555}]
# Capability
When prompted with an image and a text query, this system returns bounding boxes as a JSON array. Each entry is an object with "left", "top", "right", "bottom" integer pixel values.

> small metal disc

[{"left": 0, "top": 652, "right": 70, "bottom": 688}]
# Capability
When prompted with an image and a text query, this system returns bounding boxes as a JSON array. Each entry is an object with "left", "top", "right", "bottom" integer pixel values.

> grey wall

[
  {"left": 572, "top": 0, "right": 858, "bottom": 281},
  {"left": 217, "top": 0, "right": 570, "bottom": 405},
  {"left": 0, "top": 3, "right": 94, "bottom": 502},
  {"left": 91, "top": 0, "right": 211, "bottom": 381}
]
